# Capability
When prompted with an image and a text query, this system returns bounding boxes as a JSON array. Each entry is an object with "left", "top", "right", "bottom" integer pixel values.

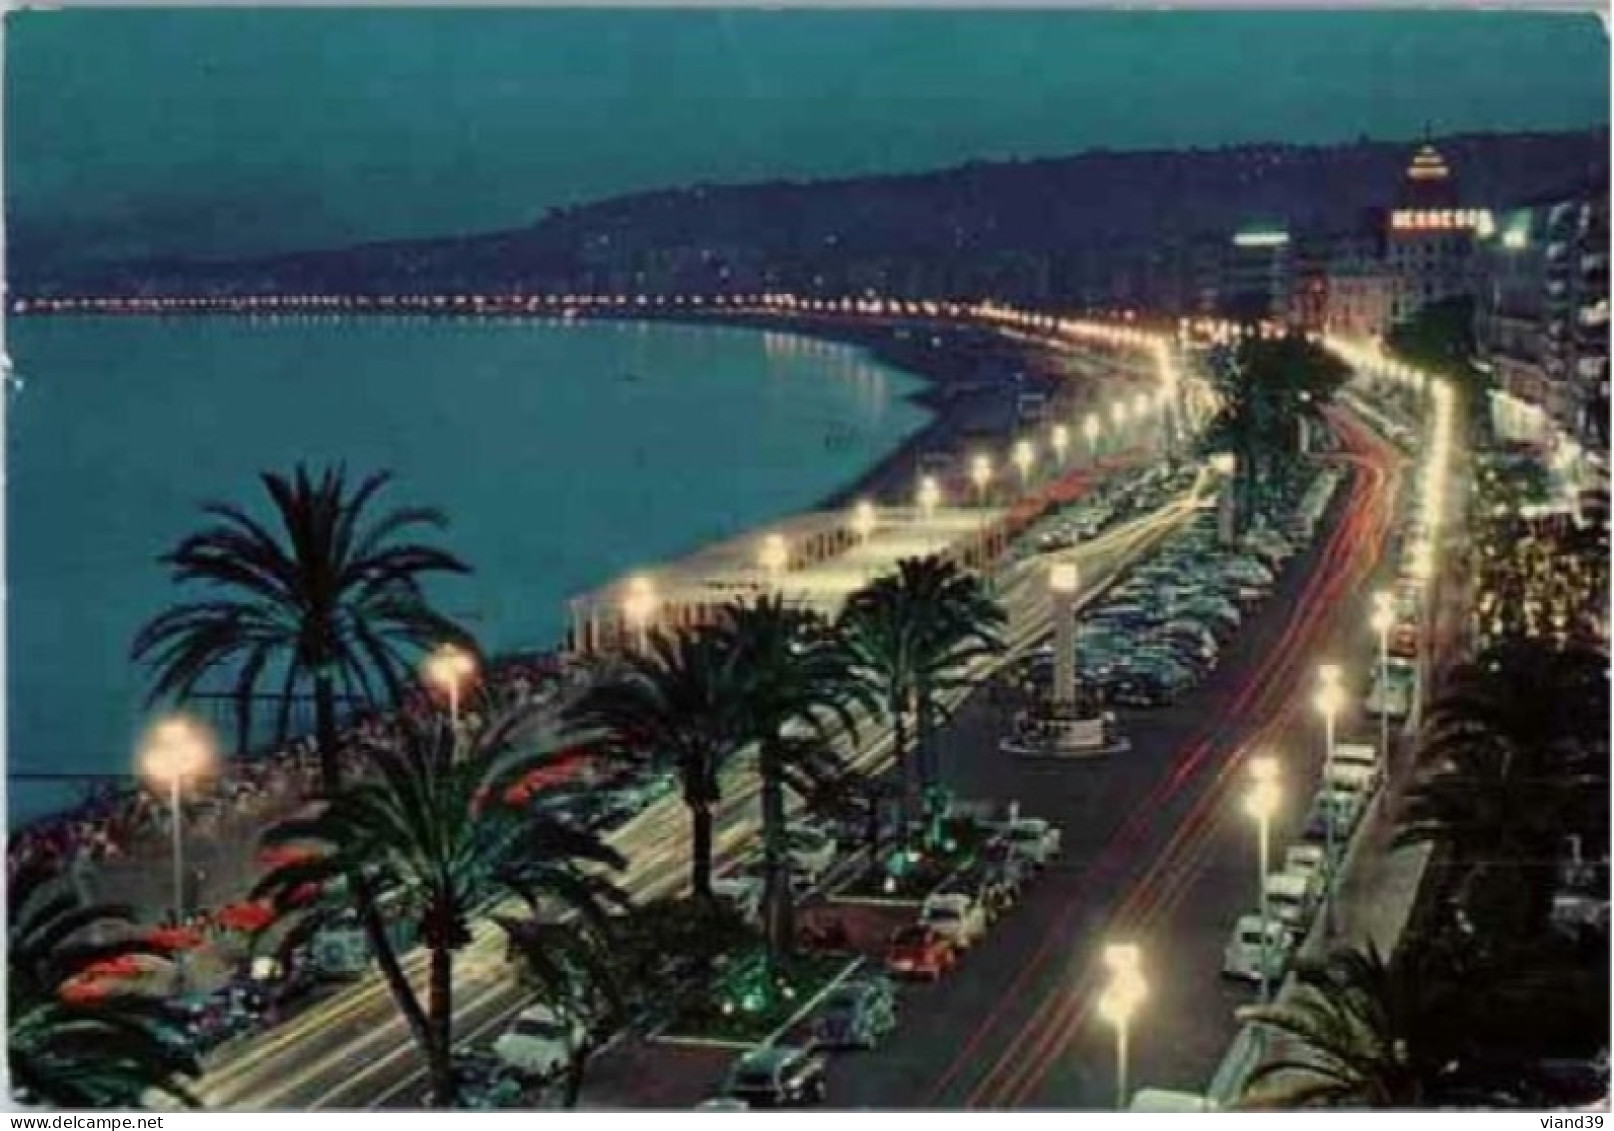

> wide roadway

[
  {"left": 192, "top": 461, "right": 1205, "bottom": 1110},
  {"left": 824, "top": 405, "right": 1405, "bottom": 1109}
]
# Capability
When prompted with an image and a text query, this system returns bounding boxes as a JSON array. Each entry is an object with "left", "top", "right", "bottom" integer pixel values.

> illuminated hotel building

[{"left": 1384, "top": 143, "right": 1493, "bottom": 322}]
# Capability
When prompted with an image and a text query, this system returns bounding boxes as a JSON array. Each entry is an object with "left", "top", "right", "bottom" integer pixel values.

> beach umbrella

[
  {"left": 58, "top": 976, "right": 112, "bottom": 1005},
  {"left": 147, "top": 925, "right": 206, "bottom": 951},
  {"left": 256, "top": 844, "right": 321, "bottom": 871},
  {"left": 215, "top": 901, "right": 277, "bottom": 933},
  {"left": 82, "top": 955, "right": 143, "bottom": 980}
]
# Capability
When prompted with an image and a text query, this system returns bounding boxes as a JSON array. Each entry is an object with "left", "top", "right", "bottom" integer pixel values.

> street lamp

[
  {"left": 424, "top": 643, "right": 477, "bottom": 725},
  {"left": 1051, "top": 423, "right": 1070, "bottom": 468},
  {"left": 1111, "top": 401, "right": 1129, "bottom": 432},
  {"left": 1314, "top": 665, "right": 1344, "bottom": 932},
  {"left": 760, "top": 533, "right": 789, "bottom": 588},
  {"left": 138, "top": 716, "right": 216, "bottom": 940},
  {"left": 1098, "top": 943, "right": 1147, "bottom": 1111},
  {"left": 621, "top": 575, "right": 659, "bottom": 654},
  {"left": 970, "top": 454, "right": 993, "bottom": 507},
  {"left": 917, "top": 475, "right": 942, "bottom": 522},
  {"left": 1084, "top": 412, "right": 1102, "bottom": 463},
  {"left": 1244, "top": 757, "right": 1281, "bottom": 1003},
  {"left": 852, "top": 499, "right": 877, "bottom": 543},
  {"left": 1132, "top": 391, "right": 1150, "bottom": 420},
  {"left": 1012, "top": 439, "right": 1035, "bottom": 493},
  {"left": 1370, "top": 593, "right": 1394, "bottom": 787}
]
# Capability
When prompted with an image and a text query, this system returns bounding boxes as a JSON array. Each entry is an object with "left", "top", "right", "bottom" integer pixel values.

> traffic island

[
  {"left": 1000, "top": 701, "right": 1130, "bottom": 759},
  {"left": 651, "top": 950, "right": 857, "bottom": 1049}
]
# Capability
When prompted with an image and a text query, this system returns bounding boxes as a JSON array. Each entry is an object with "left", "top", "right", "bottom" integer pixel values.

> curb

[{"left": 1002, "top": 737, "right": 1134, "bottom": 760}]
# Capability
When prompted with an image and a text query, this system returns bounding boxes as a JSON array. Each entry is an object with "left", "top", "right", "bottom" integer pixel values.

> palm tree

[
  {"left": 132, "top": 463, "right": 475, "bottom": 793},
  {"left": 1397, "top": 639, "right": 1610, "bottom": 937},
  {"left": 251, "top": 709, "right": 628, "bottom": 1107},
  {"left": 839, "top": 556, "right": 1004, "bottom": 840},
  {"left": 1236, "top": 942, "right": 1474, "bottom": 1109},
  {"left": 716, "top": 596, "right": 873, "bottom": 965},
  {"left": 8, "top": 854, "right": 199, "bottom": 1108},
  {"left": 496, "top": 917, "right": 620, "bottom": 1109},
  {"left": 563, "top": 625, "right": 743, "bottom": 902},
  {"left": 1205, "top": 334, "right": 1350, "bottom": 530}
]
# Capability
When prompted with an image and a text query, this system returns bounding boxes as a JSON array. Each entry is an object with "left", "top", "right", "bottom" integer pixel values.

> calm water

[{"left": 5, "top": 317, "right": 927, "bottom": 822}]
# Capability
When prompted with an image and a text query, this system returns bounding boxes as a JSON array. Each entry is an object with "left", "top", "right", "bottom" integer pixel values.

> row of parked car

[
  {"left": 695, "top": 814, "right": 1066, "bottom": 1109},
  {"left": 1026, "top": 464, "right": 1201, "bottom": 555},
  {"left": 1221, "top": 742, "right": 1382, "bottom": 983},
  {"left": 1017, "top": 507, "right": 1300, "bottom": 708}
]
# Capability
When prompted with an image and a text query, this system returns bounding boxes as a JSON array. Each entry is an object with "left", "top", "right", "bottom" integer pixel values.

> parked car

[
  {"left": 920, "top": 892, "right": 989, "bottom": 950},
  {"left": 991, "top": 817, "right": 1062, "bottom": 868},
  {"left": 811, "top": 979, "right": 898, "bottom": 1049},
  {"left": 1303, "top": 788, "right": 1363, "bottom": 841},
  {"left": 721, "top": 1046, "right": 828, "bottom": 1108},
  {"left": 885, "top": 925, "right": 958, "bottom": 981},
  {"left": 1263, "top": 869, "right": 1316, "bottom": 930},
  {"left": 1283, "top": 843, "right": 1329, "bottom": 899},
  {"left": 1221, "top": 915, "right": 1293, "bottom": 983},
  {"left": 492, "top": 1004, "right": 589, "bottom": 1079}
]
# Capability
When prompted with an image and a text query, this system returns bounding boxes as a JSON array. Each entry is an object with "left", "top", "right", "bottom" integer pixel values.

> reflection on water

[{"left": 8, "top": 316, "right": 928, "bottom": 819}]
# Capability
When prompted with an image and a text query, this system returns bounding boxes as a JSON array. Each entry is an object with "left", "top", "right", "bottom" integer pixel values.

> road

[
  {"left": 193, "top": 468, "right": 1209, "bottom": 1110},
  {"left": 810, "top": 404, "right": 1407, "bottom": 1109}
]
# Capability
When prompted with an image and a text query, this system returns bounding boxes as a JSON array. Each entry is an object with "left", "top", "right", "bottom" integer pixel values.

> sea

[{"left": 4, "top": 315, "right": 929, "bottom": 824}]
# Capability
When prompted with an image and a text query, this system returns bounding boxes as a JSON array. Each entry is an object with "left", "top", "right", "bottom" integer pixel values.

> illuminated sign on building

[
  {"left": 1389, "top": 208, "right": 1496, "bottom": 234},
  {"left": 1232, "top": 231, "right": 1291, "bottom": 248}
]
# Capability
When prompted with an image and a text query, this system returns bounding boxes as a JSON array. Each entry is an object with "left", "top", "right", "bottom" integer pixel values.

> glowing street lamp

[
  {"left": 139, "top": 716, "right": 216, "bottom": 940},
  {"left": 1098, "top": 944, "right": 1147, "bottom": 1110},
  {"left": 917, "top": 475, "right": 942, "bottom": 522},
  {"left": 622, "top": 575, "right": 659, "bottom": 654},
  {"left": 1084, "top": 412, "right": 1102, "bottom": 463},
  {"left": 1244, "top": 757, "right": 1281, "bottom": 1003},
  {"left": 424, "top": 643, "right": 477, "bottom": 725},
  {"left": 1051, "top": 423, "right": 1071, "bottom": 468},
  {"left": 970, "top": 454, "right": 994, "bottom": 507},
  {"left": 760, "top": 533, "right": 790, "bottom": 587},
  {"left": 1370, "top": 593, "right": 1394, "bottom": 787},
  {"left": 1012, "top": 439, "right": 1035, "bottom": 492},
  {"left": 852, "top": 499, "right": 877, "bottom": 542},
  {"left": 1132, "top": 391, "right": 1150, "bottom": 420},
  {"left": 1111, "top": 401, "right": 1129, "bottom": 431}
]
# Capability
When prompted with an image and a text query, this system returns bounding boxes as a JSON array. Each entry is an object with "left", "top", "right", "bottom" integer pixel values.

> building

[
  {"left": 1383, "top": 143, "right": 1493, "bottom": 323},
  {"left": 1218, "top": 225, "right": 1292, "bottom": 321},
  {"left": 1474, "top": 191, "right": 1610, "bottom": 455}
]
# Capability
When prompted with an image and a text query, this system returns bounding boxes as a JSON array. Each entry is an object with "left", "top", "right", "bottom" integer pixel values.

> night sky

[{"left": 7, "top": 8, "right": 1608, "bottom": 265}]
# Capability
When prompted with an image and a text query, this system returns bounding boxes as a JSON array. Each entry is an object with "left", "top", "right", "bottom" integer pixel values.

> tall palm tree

[
  {"left": 1397, "top": 639, "right": 1610, "bottom": 937},
  {"left": 563, "top": 625, "right": 743, "bottom": 902},
  {"left": 838, "top": 556, "right": 1005, "bottom": 837},
  {"left": 716, "top": 596, "right": 873, "bottom": 965},
  {"left": 496, "top": 916, "right": 621, "bottom": 1109},
  {"left": 8, "top": 854, "right": 199, "bottom": 1109},
  {"left": 132, "top": 463, "right": 475, "bottom": 792},
  {"left": 251, "top": 710, "right": 628, "bottom": 1107},
  {"left": 1236, "top": 942, "right": 1476, "bottom": 1109}
]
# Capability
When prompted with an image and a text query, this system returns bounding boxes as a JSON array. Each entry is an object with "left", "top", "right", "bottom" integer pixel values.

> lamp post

[
  {"left": 424, "top": 643, "right": 477, "bottom": 725},
  {"left": 1012, "top": 439, "right": 1035, "bottom": 494},
  {"left": 139, "top": 715, "right": 216, "bottom": 953},
  {"left": 1049, "top": 562, "right": 1080, "bottom": 710},
  {"left": 622, "top": 575, "right": 659, "bottom": 654},
  {"left": 1099, "top": 943, "right": 1147, "bottom": 1111},
  {"left": 1314, "top": 665, "right": 1344, "bottom": 934},
  {"left": 1110, "top": 401, "right": 1129, "bottom": 444},
  {"left": 917, "top": 475, "right": 941, "bottom": 522},
  {"left": 1370, "top": 593, "right": 1393, "bottom": 788},
  {"left": 1084, "top": 412, "right": 1102, "bottom": 466},
  {"left": 1244, "top": 757, "right": 1281, "bottom": 1004},
  {"left": 970, "top": 454, "right": 993, "bottom": 508},
  {"left": 1051, "top": 423, "right": 1070, "bottom": 469},
  {"left": 852, "top": 501, "right": 877, "bottom": 583},
  {"left": 760, "top": 533, "right": 789, "bottom": 589}
]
